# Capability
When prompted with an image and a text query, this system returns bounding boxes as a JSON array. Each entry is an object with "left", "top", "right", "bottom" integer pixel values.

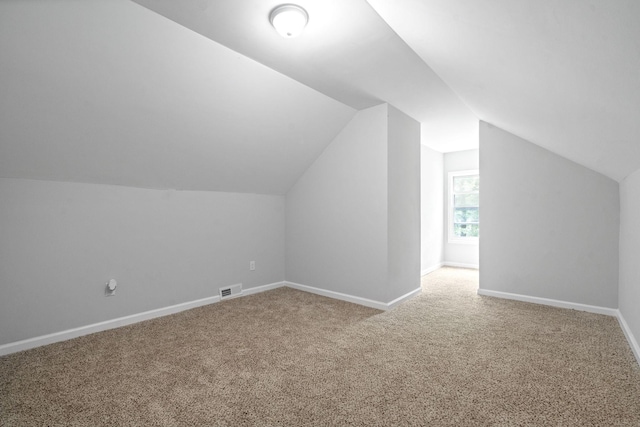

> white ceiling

[
  {"left": 367, "top": 0, "right": 640, "bottom": 182},
  {"left": 131, "top": 0, "right": 480, "bottom": 153},
  {"left": 2, "top": 0, "right": 638, "bottom": 191},
  {"left": 0, "top": 0, "right": 355, "bottom": 194}
]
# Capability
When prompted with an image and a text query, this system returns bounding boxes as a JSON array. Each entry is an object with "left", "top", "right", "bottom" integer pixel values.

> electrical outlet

[{"left": 250, "top": 261, "right": 255, "bottom": 271}]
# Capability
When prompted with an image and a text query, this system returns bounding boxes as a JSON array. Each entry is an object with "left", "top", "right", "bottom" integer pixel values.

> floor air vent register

[{"left": 219, "top": 283, "right": 243, "bottom": 299}]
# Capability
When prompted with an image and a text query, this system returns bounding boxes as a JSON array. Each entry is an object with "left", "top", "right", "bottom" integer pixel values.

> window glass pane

[
  {"left": 450, "top": 172, "right": 479, "bottom": 240},
  {"left": 454, "top": 193, "right": 479, "bottom": 208},
  {"left": 454, "top": 223, "right": 479, "bottom": 238},
  {"left": 453, "top": 175, "right": 479, "bottom": 193},
  {"left": 454, "top": 207, "right": 479, "bottom": 223}
]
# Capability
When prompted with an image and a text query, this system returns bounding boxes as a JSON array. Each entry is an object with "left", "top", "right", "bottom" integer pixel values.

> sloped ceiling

[
  {"left": 130, "top": 0, "right": 480, "bottom": 153},
  {"left": 2, "top": 0, "right": 637, "bottom": 190},
  {"left": 0, "top": 0, "right": 355, "bottom": 194},
  {"left": 367, "top": 0, "right": 640, "bottom": 182}
]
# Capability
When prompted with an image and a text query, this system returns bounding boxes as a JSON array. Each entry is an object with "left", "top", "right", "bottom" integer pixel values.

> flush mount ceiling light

[{"left": 269, "top": 4, "right": 308, "bottom": 38}]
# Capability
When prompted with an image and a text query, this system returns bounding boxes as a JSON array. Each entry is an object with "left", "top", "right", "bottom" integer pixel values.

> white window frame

[{"left": 448, "top": 169, "right": 479, "bottom": 244}]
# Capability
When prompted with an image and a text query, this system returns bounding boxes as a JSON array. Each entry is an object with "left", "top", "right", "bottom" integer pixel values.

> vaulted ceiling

[
  {"left": 1, "top": 0, "right": 638, "bottom": 192},
  {"left": 367, "top": 0, "right": 640, "bottom": 182},
  {"left": 0, "top": 0, "right": 355, "bottom": 194},
  {"left": 130, "top": 0, "right": 479, "bottom": 153}
]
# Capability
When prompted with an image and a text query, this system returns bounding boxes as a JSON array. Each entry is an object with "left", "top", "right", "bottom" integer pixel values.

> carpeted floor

[{"left": 1, "top": 267, "right": 639, "bottom": 426}]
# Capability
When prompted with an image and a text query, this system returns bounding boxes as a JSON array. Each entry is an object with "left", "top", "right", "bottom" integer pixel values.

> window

[{"left": 448, "top": 170, "right": 479, "bottom": 243}]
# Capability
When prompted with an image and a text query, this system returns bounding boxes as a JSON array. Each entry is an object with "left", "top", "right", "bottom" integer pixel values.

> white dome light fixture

[{"left": 269, "top": 4, "right": 308, "bottom": 38}]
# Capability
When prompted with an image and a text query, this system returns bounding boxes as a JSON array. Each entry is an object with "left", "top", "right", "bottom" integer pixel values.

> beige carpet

[{"left": 1, "top": 267, "right": 639, "bottom": 426}]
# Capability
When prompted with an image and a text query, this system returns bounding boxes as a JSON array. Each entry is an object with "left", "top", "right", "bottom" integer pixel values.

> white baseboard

[
  {"left": 617, "top": 312, "right": 640, "bottom": 367},
  {"left": 242, "top": 281, "right": 285, "bottom": 296},
  {"left": 476, "top": 289, "right": 618, "bottom": 316},
  {"left": 0, "top": 280, "right": 413, "bottom": 356},
  {"left": 284, "top": 281, "right": 388, "bottom": 311},
  {"left": 476, "top": 289, "right": 640, "bottom": 366},
  {"left": 0, "top": 281, "right": 285, "bottom": 357},
  {"left": 443, "top": 262, "right": 479, "bottom": 269},
  {"left": 421, "top": 263, "right": 444, "bottom": 276},
  {"left": 4, "top": 279, "right": 636, "bottom": 368},
  {"left": 0, "top": 295, "right": 220, "bottom": 356},
  {"left": 284, "top": 281, "right": 420, "bottom": 311},
  {"left": 387, "top": 287, "right": 422, "bottom": 309},
  {"left": 422, "top": 261, "right": 479, "bottom": 276}
]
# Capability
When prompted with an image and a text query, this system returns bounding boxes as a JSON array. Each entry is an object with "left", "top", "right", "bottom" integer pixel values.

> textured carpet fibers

[{"left": 1, "top": 267, "right": 639, "bottom": 426}]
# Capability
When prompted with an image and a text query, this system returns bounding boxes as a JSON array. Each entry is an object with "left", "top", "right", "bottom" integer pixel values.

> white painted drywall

[
  {"left": 421, "top": 146, "right": 444, "bottom": 274},
  {"left": 132, "top": 0, "right": 479, "bottom": 154},
  {"left": 387, "top": 106, "right": 421, "bottom": 300},
  {"left": 0, "top": 0, "right": 355, "bottom": 194},
  {"left": 479, "top": 122, "right": 619, "bottom": 307},
  {"left": 0, "top": 178, "right": 285, "bottom": 345},
  {"left": 443, "top": 149, "right": 479, "bottom": 267},
  {"left": 286, "top": 103, "right": 420, "bottom": 303},
  {"left": 619, "top": 167, "right": 640, "bottom": 352},
  {"left": 286, "top": 105, "right": 389, "bottom": 302},
  {"left": 368, "top": 0, "right": 640, "bottom": 182}
]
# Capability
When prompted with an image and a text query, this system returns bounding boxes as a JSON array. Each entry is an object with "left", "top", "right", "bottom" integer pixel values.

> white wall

[
  {"left": 0, "top": 178, "right": 285, "bottom": 345},
  {"left": 479, "top": 122, "right": 619, "bottom": 308},
  {"left": 286, "top": 105, "right": 389, "bottom": 302},
  {"left": 443, "top": 149, "right": 479, "bottom": 267},
  {"left": 285, "top": 103, "right": 421, "bottom": 304},
  {"left": 387, "top": 105, "right": 421, "bottom": 300},
  {"left": 619, "top": 168, "right": 640, "bottom": 360},
  {"left": 421, "top": 145, "right": 444, "bottom": 274}
]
